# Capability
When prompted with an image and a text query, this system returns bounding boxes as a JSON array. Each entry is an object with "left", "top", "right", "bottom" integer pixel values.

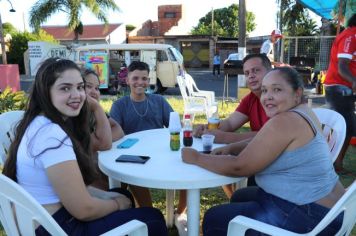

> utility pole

[
  {"left": 0, "top": 11, "right": 7, "bottom": 64},
  {"left": 238, "top": 0, "right": 246, "bottom": 88},
  {"left": 0, "top": 0, "right": 16, "bottom": 64},
  {"left": 211, "top": 7, "right": 214, "bottom": 36}
]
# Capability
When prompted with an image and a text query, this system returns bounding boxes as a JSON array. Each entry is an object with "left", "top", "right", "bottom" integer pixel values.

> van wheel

[{"left": 146, "top": 79, "right": 166, "bottom": 94}]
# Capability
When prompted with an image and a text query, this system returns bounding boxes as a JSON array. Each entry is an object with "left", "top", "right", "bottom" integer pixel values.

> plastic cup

[
  {"left": 201, "top": 134, "right": 215, "bottom": 154},
  {"left": 207, "top": 117, "right": 220, "bottom": 130},
  {"left": 168, "top": 112, "right": 181, "bottom": 132}
]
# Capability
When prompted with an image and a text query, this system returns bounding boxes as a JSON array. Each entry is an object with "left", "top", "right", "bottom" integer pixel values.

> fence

[{"left": 280, "top": 36, "right": 335, "bottom": 71}]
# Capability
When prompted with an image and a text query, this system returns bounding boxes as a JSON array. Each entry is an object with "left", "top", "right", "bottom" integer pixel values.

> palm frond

[{"left": 29, "top": 0, "right": 64, "bottom": 32}]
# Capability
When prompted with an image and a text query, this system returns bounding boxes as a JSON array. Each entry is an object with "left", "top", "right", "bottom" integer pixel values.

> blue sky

[{"left": 0, "top": 0, "right": 321, "bottom": 37}]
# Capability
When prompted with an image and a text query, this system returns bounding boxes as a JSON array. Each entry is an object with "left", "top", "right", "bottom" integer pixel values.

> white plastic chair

[
  {"left": 0, "top": 174, "right": 148, "bottom": 236},
  {"left": 227, "top": 181, "right": 356, "bottom": 236},
  {"left": 313, "top": 108, "right": 346, "bottom": 163},
  {"left": 184, "top": 74, "right": 218, "bottom": 108},
  {"left": 177, "top": 76, "right": 217, "bottom": 119},
  {"left": 0, "top": 110, "right": 25, "bottom": 165}
]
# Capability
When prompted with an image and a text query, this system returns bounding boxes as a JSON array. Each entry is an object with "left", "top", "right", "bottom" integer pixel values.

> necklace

[{"left": 130, "top": 96, "right": 149, "bottom": 117}]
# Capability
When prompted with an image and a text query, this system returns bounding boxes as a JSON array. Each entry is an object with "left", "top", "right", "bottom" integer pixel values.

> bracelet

[{"left": 112, "top": 198, "right": 120, "bottom": 210}]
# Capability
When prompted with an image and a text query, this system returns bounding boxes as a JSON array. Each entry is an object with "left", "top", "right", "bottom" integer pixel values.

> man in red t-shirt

[
  {"left": 194, "top": 54, "right": 272, "bottom": 196},
  {"left": 194, "top": 54, "right": 271, "bottom": 142},
  {"left": 324, "top": 14, "right": 356, "bottom": 172}
]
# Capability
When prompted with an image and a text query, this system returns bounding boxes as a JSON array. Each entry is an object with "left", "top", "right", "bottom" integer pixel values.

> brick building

[{"left": 132, "top": 5, "right": 184, "bottom": 37}]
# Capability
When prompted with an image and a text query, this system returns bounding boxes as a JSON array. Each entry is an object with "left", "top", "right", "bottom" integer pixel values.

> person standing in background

[
  {"left": 260, "top": 29, "right": 283, "bottom": 66},
  {"left": 213, "top": 52, "right": 221, "bottom": 76},
  {"left": 324, "top": 13, "right": 356, "bottom": 173}
]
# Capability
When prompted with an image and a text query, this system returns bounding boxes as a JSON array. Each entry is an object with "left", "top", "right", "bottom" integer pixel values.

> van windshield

[{"left": 169, "top": 47, "right": 184, "bottom": 64}]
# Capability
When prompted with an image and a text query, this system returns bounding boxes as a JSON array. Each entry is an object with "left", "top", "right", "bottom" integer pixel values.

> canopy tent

[{"left": 297, "top": 0, "right": 338, "bottom": 19}]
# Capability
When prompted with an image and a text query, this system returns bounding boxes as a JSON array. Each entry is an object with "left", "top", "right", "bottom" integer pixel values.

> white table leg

[
  {"left": 166, "top": 190, "right": 175, "bottom": 228},
  {"left": 108, "top": 177, "right": 121, "bottom": 188},
  {"left": 187, "top": 189, "right": 200, "bottom": 236}
]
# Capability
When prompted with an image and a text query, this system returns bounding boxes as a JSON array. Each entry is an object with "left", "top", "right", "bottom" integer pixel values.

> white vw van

[{"left": 74, "top": 43, "right": 185, "bottom": 93}]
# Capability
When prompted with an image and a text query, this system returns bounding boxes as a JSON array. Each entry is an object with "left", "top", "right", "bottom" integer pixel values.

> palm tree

[
  {"left": 29, "top": 0, "right": 119, "bottom": 42},
  {"left": 279, "top": 0, "right": 319, "bottom": 36}
]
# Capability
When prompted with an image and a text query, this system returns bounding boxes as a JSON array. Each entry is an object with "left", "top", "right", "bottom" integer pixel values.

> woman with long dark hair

[{"left": 3, "top": 58, "right": 167, "bottom": 236}]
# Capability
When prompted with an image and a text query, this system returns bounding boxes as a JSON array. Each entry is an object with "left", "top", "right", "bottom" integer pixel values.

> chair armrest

[
  {"left": 227, "top": 216, "right": 300, "bottom": 236},
  {"left": 187, "top": 96, "right": 209, "bottom": 105},
  {"left": 191, "top": 91, "right": 216, "bottom": 104},
  {"left": 100, "top": 219, "right": 148, "bottom": 236}
]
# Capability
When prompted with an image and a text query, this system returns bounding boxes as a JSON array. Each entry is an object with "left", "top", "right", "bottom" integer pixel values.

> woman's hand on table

[
  {"left": 181, "top": 147, "right": 200, "bottom": 164},
  {"left": 211, "top": 145, "right": 232, "bottom": 155}
]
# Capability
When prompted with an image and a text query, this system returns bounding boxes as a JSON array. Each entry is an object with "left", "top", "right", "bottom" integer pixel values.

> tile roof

[{"left": 41, "top": 24, "right": 121, "bottom": 41}]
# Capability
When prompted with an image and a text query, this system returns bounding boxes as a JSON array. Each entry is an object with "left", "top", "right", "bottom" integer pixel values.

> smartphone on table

[
  {"left": 117, "top": 138, "right": 139, "bottom": 149},
  {"left": 115, "top": 155, "right": 150, "bottom": 164}
]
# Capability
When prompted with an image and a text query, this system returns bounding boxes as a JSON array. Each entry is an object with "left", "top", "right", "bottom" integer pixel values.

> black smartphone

[{"left": 115, "top": 154, "right": 150, "bottom": 164}]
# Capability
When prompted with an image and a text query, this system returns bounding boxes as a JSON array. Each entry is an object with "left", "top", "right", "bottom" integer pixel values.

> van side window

[
  {"left": 157, "top": 50, "right": 168, "bottom": 62},
  {"left": 167, "top": 49, "right": 177, "bottom": 62},
  {"left": 130, "top": 51, "right": 140, "bottom": 61}
]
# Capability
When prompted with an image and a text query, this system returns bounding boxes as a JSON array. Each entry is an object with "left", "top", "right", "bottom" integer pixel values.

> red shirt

[
  {"left": 236, "top": 92, "right": 269, "bottom": 131},
  {"left": 325, "top": 26, "right": 356, "bottom": 88}
]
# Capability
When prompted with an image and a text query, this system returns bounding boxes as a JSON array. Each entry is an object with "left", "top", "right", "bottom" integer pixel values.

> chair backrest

[
  {"left": 0, "top": 110, "right": 25, "bottom": 165},
  {"left": 313, "top": 108, "right": 346, "bottom": 162},
  {"left": 184, "top": 74, "right": 198, "bottom": 95},
  {"left": 311, "top": 181, "right": 356, "bottom": 236},
  {"left": 184, "top": 74, "right": 216, "bottom": 102},
  {"left": 0, "top": 174, "right": 149, "bottom": 236},
  {"left": 176, "top": 75, "right": 189, "bottom": 101},
  {"left": 0, "top": 174, "right": 67, "bottom": 236}
]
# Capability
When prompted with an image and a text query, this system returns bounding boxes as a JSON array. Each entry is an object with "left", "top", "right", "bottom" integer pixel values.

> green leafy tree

[
  {"left": 7, "top": 30, "right": 58, "bottom": 74},
  {"left": 280, "top": 0, "right": 319, "bottom": 36},
  {"left": 126, "top": 24, "right": 136, "bottom": 32},
  {"left": 29, "top": 0, "right": 119, "bottom": 42},
  {"left": 191, "top": 4, "right": 256, "bottom": 37},
  {"left": 2, "top": 22, "right": 18, "bottom": 36}
]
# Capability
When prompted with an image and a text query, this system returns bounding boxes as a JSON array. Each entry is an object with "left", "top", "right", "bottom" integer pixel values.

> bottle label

[
  {"left": 170, "top": 132, "right": 180, "bottom": 151},
  {"left": 183, "top": 130, "right": 192, "bottom": 138}
]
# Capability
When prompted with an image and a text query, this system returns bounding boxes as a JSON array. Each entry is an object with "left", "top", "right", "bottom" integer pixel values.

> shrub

[{"left": 0, "top": 87, "right": 27, "bottom": 114}]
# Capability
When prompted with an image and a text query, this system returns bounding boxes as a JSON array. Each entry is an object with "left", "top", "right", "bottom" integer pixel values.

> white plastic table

[{"left": 98, "top": 128, "right": 243, "bottom": 236}]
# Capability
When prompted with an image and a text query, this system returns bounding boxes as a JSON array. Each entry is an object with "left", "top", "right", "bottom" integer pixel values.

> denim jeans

[
  {"left": 203, "top": 187, "right": 342, "bottom": 236},
  {"left": 36, "top": 188, "right": 168, "bottom": 236}
]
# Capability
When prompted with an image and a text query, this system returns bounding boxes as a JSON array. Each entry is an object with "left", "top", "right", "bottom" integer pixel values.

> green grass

[{"left": 1, "top": 92, "right": 355, "bottom": 235}]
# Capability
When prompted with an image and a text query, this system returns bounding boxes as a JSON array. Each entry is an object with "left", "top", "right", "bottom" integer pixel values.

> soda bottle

[{"left": 183, "top": 114, "right": 193, "bottom": 147}]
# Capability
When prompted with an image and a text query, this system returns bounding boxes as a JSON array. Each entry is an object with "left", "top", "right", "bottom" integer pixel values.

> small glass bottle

[
  {"left": 183, "top": 114, "right": 193, "bottom": 147},
  {"left": 170, "top": 129, "right": 181, "bottom": 151}
]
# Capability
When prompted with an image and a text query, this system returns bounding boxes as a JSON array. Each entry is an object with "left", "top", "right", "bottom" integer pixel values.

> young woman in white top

[{"left": 3, "top": 58, "right": 167, "bottom": 236}]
